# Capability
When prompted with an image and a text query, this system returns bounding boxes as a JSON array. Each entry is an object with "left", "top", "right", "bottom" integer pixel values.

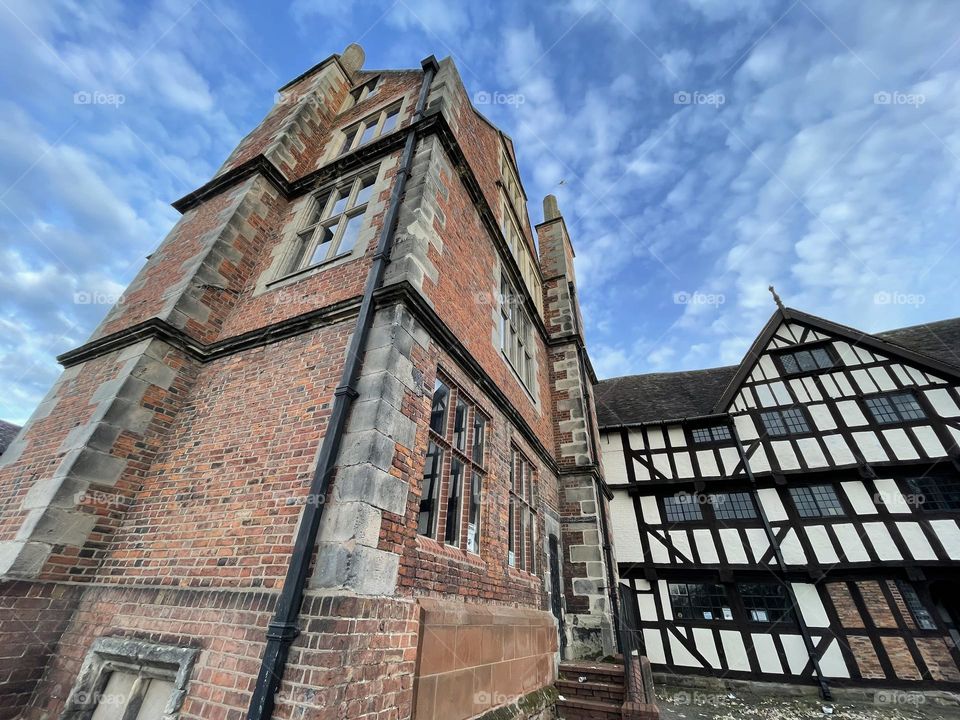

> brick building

[{"left": 0, "top": 45, "right": 625, "bottom": 720}]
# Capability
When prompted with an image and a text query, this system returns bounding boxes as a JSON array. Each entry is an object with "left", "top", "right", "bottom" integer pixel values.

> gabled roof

[
  {"left": 593, "top": 310, "right": 960, "bottom": 428},
  {"left": 0, "top": 420, "right": 20, "bottom": 455}
]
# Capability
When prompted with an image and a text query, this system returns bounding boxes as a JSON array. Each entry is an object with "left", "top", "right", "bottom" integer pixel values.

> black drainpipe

[
  {"left": 246, "top": 55, "right": 439, "bottom": 720},
  {"left": 728, "top": 420, "right": 832, "bottom": 700}
]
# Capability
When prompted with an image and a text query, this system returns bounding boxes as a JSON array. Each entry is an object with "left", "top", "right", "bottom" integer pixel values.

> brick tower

[{"left": 0, "top": 44, "right": 617, "bottom": 720}]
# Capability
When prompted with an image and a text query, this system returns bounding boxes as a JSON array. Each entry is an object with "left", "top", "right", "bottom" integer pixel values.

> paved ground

[{"left": 657, "top": 684, "right": 960, "bottom": 720}]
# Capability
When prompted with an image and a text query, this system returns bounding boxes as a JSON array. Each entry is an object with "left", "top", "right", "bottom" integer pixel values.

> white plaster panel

[
  {"left": 745, "top": 528, "right": 770, "bottom": 564},
  {"left": 632, "top": 458, "right": 651, "bottom": 481},
  {"left": 650, "top": 534, "right": 670, "bottom": 564},
  {"left": 834, "top": 341, "right": 859, "bottom": 366},
  {"left": 643, "top": 629, "right": 666, "bottom": 665},
  {"left": 755, "top": 384, "right": 776, "bottom": 408},
  {"left": 658, "top": 581, "right": 673, "bottom": 621},
  {"left": 770, "top": 381, "right": 792, "bottom": 405},
  {"left": 905, "top": 366, "right": 927, "bottom": 386},
  {"left": 692, "top": 627, "right": 722, "bottom": 669},
  {"left": 720, "top": 631, "right": 751, "bottom": 671},
  {"left": 805, "top": 525, "right": 839, "bottom": 564},
  {"left": 652, "top": 453, "right": 672, "bottom": 479},
  {"left": 637, "top": 592, "right": 658, "bottom": 621},
  {"left": 757, "top": 488, "right": 787, "bottom": 521},
  {"left": 841, "top": 480, "right": 877, "bottom": 515},
  {"left": 668, "top": 426, "right": 686, "bottom": 447},
  {"left": 891, "top": 364, "right": 912, "bottom": 386},
  {"left": 808, "top": 404, "right": 837, "bottom": 431},
  {"left": 819, "top": 374, "right": 841, "bottom": 399},
  {"left": 610, "top": 491, "right": 644, "bottom": 562},
  {"left": 790, "top": 379, "right": 810, "bottom": 403},
  {"left": 852, "top": 431, "right": 889, "bottom": 463},
  {"left": 791, "top": 583, "right": 830, "bottom": 627},
  {"left": 820, "top": 639, "right": 850, "bottom": 678},
  {"left": 771, "top": 441, "right": 800, "bottom": 470},
  {"left": 833, "top": 524, "right": 870, "bottom": 562},
  {"left": 720, "top": 447, "right": 742, "bottom": 475},
  {"left": 873, "top": 478, "right": 910, "bottom": 514},
  {"left": 647, "top": 427, "right": 665, "bottom": 449},
  {"left": 749, "top": 446, "right": 770, "bottom": 474},
  {"left": 674, "top": 451, "right": 694, "bottom": 478},
  {"left": 911, "top": 426, "right": 946, "bottom": 458},
  {"left": 628, "top": 429, "right": 646, "bottom": 450},
  {"left": 925, "top": 388, "right": 960, "bottom": 417},
  {"left": 779, "top": 528, "right": 806, "bottom": 565},
  {"left": 734, "top": 414, "right": 759, "bottom": 441},
  {"left": 669, "top": 530, "right": 693, "bottom": 561},
  {"left": 752, "top": 634, "right": 783, "bottom": 674},
  {"left": 696, "top": 450, "right": 719, "bottom": 477},
  {"left": 868, "top": 366, "right": 896, "bottom": 391},
  {"left": 863, "top": 522, "right": 901, "bottom": 560},
  {"left": 600, "top": 435, "right": 629, "bottom": 484},
  {"left": 853, "top": 346, "right": 874, "bottom": 364},
  {"left": 720, "top": 529, "right": 748, "bottom": 564},
  {"left": 822, "top": 434, "right": 856, "bottom": 465},
  {"left": 669, "top": 633, "right": 701, "bottom": 667},
  {"left": 882, "top": 428, "right": 919, "bottom": 461},
  {"left": 797, "top": 438, "right": 828, "bottom": 468},
  {"left": 802, "top": 376, "right": 822, "bottom": 401},
  {"left": 780, "top": 634, "right": 810, "bottom": 675},
  {"left": 833, "top": 373, "right": 855, "bottom": 396},
  {"left": 930, "top": 520, "right": 960, "bottom": 560},
  {"left": 640, "top": 495, "right": 662, "bottom": 525},
  {"left": 693, "top": 528, "right": 719, "bottom": 564},
  {"left": 758, "top": 355, "right": 778, "bottom": 380},
  {"left": 895, "top": 522, "right": 937, "bottom": 561},
  {"left": 836, "top": 400, "right": 868, "bottom": 427}
]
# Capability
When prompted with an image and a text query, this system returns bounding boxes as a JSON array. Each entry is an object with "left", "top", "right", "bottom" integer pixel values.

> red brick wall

[{"left": 17, "top": 585, "right": 417, "bottom": 720}]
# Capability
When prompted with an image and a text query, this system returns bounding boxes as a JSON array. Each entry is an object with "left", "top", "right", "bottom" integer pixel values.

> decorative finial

[{"left": 768, "top": 285, "right": 785, "bottom": 312}]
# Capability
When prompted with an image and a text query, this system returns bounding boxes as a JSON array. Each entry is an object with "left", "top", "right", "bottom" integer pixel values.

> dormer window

[
  {"left": 338, "top": 104, "right": 400, "bottom": 156},
  {"left": 689, "top": 424, "right": 732, "bottom": 444},
  {"left": 350, "top": 76, "right": 380, "bottom": 102}
]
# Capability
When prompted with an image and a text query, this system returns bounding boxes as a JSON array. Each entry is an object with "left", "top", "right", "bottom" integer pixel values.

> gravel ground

[{"left": 656, "top": 685, "right": 960, "bottom": 720}]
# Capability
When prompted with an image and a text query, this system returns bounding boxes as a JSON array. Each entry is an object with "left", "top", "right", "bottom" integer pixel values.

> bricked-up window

[
  {"left": 291, "top": 172, "right": 376, "bottom": 271},
  {"left": 508, "top": 447, "right": 537, "bottom": 572},
  {"left": 501, "top": 275, "right": 535, "bottom": 390},
  {"left": 690, "top": 424, "right": 732, "bottom": 444},
  {"left": 712, "top": 491, "right": 757, "bottom": 520},
  {"left": 740, "top": 582, "right": 795, "bottom": 624},
  {"left": 669, "top": 582, "right": 731, "bottom": 621},
  {"left": 663, "top": 492, "right": 703, "bottom": 522},
  {"left": 789, "top": 484, "right": 845, "bottom": 518},
  {"left": 419, "top": 375, "right": 488, "bottom": 554},
  {"left": 775, "top": 344, "right": 838, "bottom": 375},
  {"left": 865, "top": 392, "right": 927, "bottom": 424},
  {"left": 896, "top": 581, "right": 937, "bottom": 630},
  {"left": 339, "top": 103, "right": 400, "bottom": 155},
  {"left": 907, "top": 475, "right": 960, "bottom": 512},
  {"left": 350, "top": 76, "right": 379, "bottom": 102},
  {"left": 759, "top": 406, "right": 810, "bottom": 437}
]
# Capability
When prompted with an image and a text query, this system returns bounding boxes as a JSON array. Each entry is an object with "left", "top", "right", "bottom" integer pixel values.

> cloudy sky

[{"left": 1, "top": 0, "right": 958, "bottom": 424}]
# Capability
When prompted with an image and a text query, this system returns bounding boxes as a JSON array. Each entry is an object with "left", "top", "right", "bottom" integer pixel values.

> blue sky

[{"left": 1, "top": 0, "right": 959, "bottom": 424}]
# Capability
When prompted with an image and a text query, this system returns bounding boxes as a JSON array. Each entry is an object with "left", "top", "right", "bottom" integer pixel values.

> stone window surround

[
  {"left": 61, "top": 637, "right": 198, "bottom": 720},
  {"left": 258, "top": 158, "right": 390, "bottom": 294},
  {"left": 322, "top": 90, "right": 411, "bottom": 166}
]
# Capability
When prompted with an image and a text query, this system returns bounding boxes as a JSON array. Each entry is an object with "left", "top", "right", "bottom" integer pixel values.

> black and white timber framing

[{"left": 595, "top": 307, "right": 960, "bottom": 690}]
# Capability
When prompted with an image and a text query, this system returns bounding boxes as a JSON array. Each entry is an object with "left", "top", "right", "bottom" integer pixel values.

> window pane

[
  {"left": 668, "top": 582, "right": 730, "bottom": 621},
  {"left": 472, "top": 414, "right": 486, "bottom": 464},
  {"left": 330, "top": 191, "right": 350, "bottom": 218},
  {"left": 339, "top": 126, "right": 359, "bottom": 155},
  {"left": 891, "top": 393, "right": 925, "bottom": 421},
  {"left": 418, "top": 442, "right": 443, "bottom": 536},
  {"left": 307, "top": 224, "right": 337, "bottom": 265},
  {"left": 740, "top": 582, "right": 794, "bottom": 624},
  {"left": 430, "top": 379, "right": 449, "bottom": 435},
  {"left": 467, "top": 472, "right": 482, "bottom": 553},
  {"left": 910, "top": 476, "right": 960, "bottom": 512},
  {"left": 691, "top": 427, "right": 712, "bottom": 444},
  {"left": 135, "top": 679, "right": 176, "bottom": 720},
  {"left": 359, "top": 119, "right": 378, "bottom": 145},
  {"left": 353, "top": 176, "right": 375, "bottom": 207},
  {"left": 445, "top": 458, "right": 464, "bottom": 544},
  {"left": 897, "top": 581, "right": 937, "bottom": 630},
  {"left": 866, "top": 396, "right": 898, "bottom": 424},
  {"left": 811, "top": 348, "right": 832, "bottom": 368},
  {"left": 782, "top": 407, "right": 810, "bottom": 434},
  {"left": 780, "top": 354, "right": 800, "bottom": 374},
  {"left": 90, "top": 672, "right": 137, "bottom": 720},
  {"left": 710, "top": 425, "right": 732, "bottom": 441},
  {"left": 712, "top": 491, "right": 757, "bottom": 520},
  {"left": 790, "top": 485, "right": 843, "bottom": 518},
  {"left": 507, "top": 495, "right": 516, "bottom": 566},
  {"left": 335, "top": 213, "right": 363, "bottom": 256},
  {"left": 381, "top": 108, "right": 399, "bottom": 133},
  {"left": 453, "top": 398, "right": 468, "bottom": 451},
  {"left": 760, "top": 411, "right": 787, "bottom": 437},
  {"left": 663, "top": 493, "right": 703, "bottom": 522},
  {"left": 306, "top": 194, "right": 328, "bottom": 226}
]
